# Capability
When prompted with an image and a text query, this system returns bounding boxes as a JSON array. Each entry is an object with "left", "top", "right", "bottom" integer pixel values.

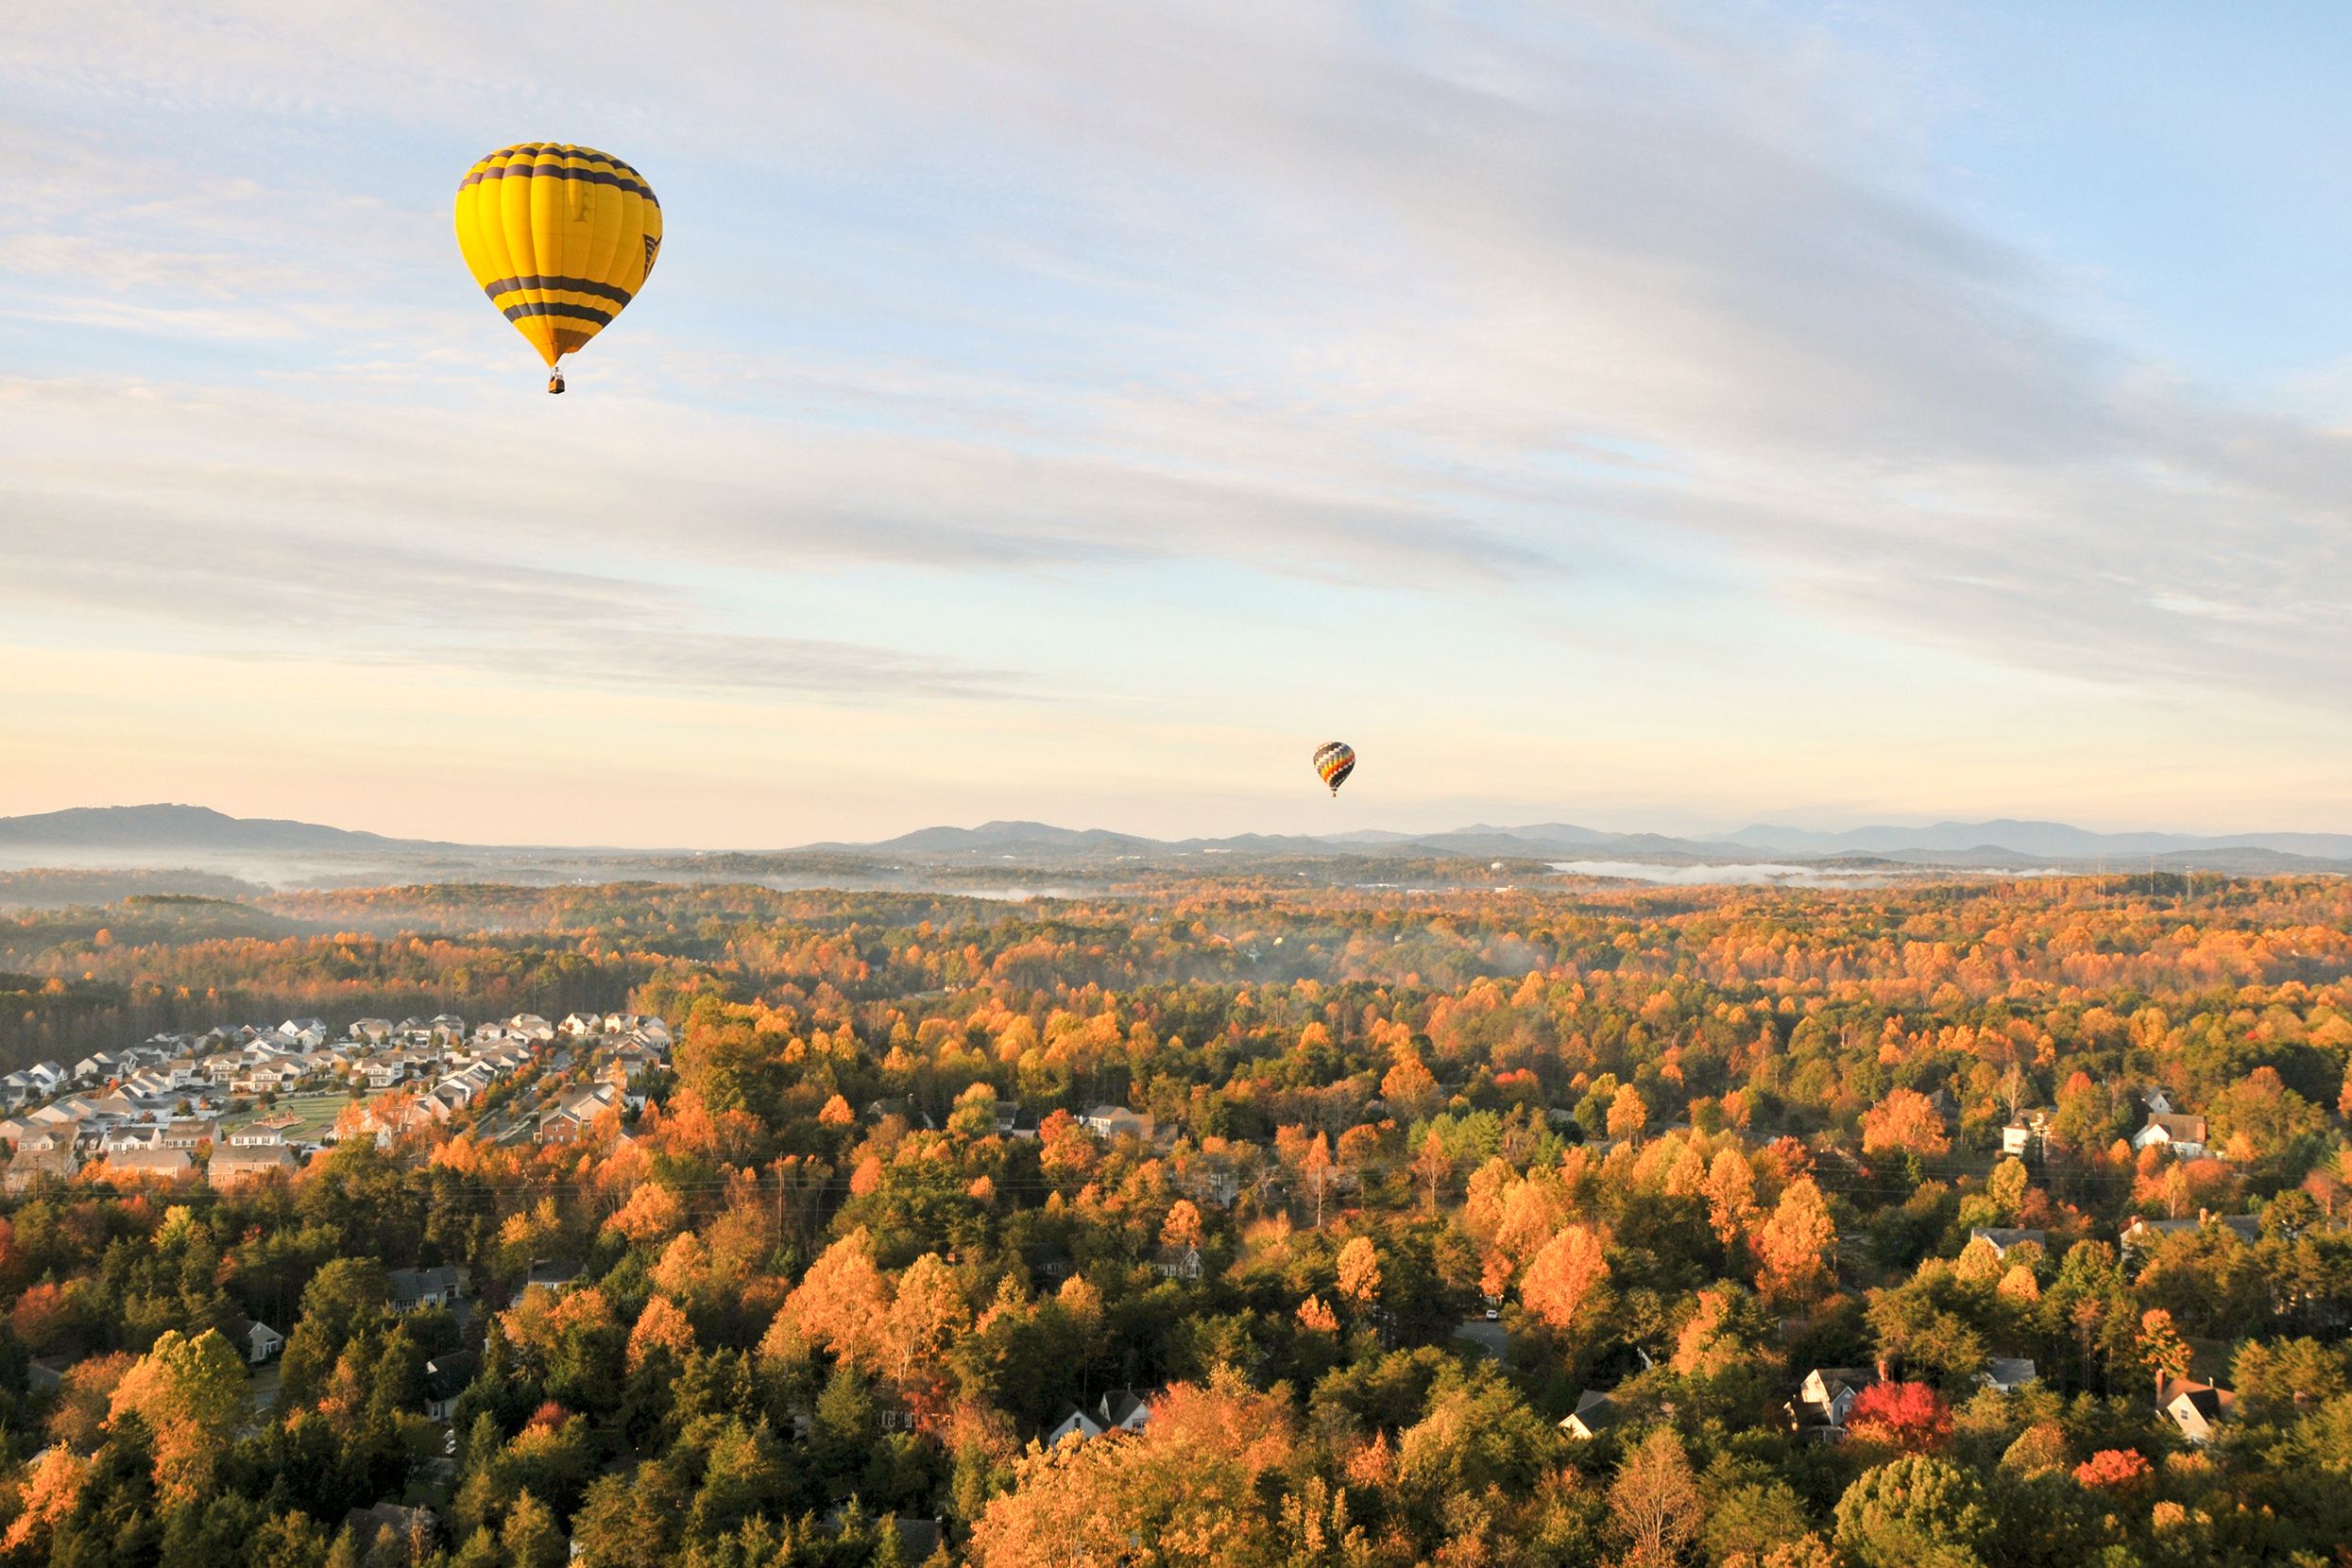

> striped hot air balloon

[
  {"left": 1312, "top": 741, "right": 1355, "bottom": 797},
  {"left": 453, "top": 144, "right": 662, "bottom": 392}
]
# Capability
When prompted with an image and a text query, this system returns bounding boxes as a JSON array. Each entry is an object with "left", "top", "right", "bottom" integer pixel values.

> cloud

[
  {"left": 0, "top": 485, "right": 1020, "bottom": 702},
  {"left": 5, "top": 1, "right": 2352, "bottom": 727}
]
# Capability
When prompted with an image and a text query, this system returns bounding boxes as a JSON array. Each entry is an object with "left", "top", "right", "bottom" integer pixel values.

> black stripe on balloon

[
  {"left": 460, "top": 164, "right": 658, "bottom": 202},
  {"left": 487, "top": 145, "right": 641, "bottom": 176},
  {"left": 481, "top": 277, "right": 634, "bottom": 305},
  {"left": 500, "top": 300, "right": 615, "bottom": 326}
]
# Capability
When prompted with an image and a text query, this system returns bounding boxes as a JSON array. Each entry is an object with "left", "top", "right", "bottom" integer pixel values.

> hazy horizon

[
  {"left": 10, "top": 4, "right": 2352, "bottom": 844},
  {"left": 6, "top": 797, "right": 2352, "bottom": 857}
]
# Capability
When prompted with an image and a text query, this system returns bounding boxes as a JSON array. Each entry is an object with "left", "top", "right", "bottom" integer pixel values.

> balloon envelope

[
  {"left": 454, "top": 144, "right": 661, "bottom": 370},
  {"left": 1312, "top": 741, "right": 1355, "bottom": 796}
]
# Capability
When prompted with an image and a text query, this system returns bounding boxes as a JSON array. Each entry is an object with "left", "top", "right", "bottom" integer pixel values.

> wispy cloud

[
  {"left": 0, "top": 483, "right": 1020, "bottom": 702},
  {"left": 7, "top": 2, "right": 2352, "bottom": 826}
]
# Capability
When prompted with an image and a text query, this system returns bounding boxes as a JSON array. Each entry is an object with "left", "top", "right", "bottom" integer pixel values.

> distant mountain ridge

[
  {"left": 3, "top": 804, "right": 2348, "bottom": 874},
  {"left": 0, "top": 804, "right": 445, "bottom": 852},
  {"left": 1730, "top": 818, "right": 2352, "bottom": 861}
]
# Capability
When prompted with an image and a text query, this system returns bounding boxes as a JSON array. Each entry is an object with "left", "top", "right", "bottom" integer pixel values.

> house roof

[
  {"left": 1969, "top": 1227, "right": 2047, "bottom": 1252},
  {"left": 1099, "top": 1389, "right": 1152, "bottom": 1425},
  {"left": 424, "top": 1349, "right": 479, "bottom": 1399},
  {"left": 389, "top": 1266, "right": 463, "bottom": 1307},
  {"left": 2126, "top": 1213, "right": 2259, "bottom": 1246},
  {"left": 1047, "top": 1404, "right": 1102, "bottom": 1440},
  {"left": 1560, "top": 1388, "right": 1628, "bottom": 1434},
  {"left": 2163, "top": 1379, "right": 2237, "bottom": 1431}
]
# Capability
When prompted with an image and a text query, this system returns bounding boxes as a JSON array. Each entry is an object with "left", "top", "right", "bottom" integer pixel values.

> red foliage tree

[
  {"left": 2072, "top": 1449, "right": 2152, "bottom": 1490},
  {"left": 1845, "top": 1381, "right": 1951, "bottom": 1453}
]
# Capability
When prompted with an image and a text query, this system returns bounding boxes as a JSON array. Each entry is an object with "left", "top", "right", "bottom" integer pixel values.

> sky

[{"left": 5, "top": 1, "right": 2352, "bottom": 848}]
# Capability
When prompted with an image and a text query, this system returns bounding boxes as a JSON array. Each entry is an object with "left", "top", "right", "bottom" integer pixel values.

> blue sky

[{"left": 5, "top": 2, "right": 2351, "bottom": 846}]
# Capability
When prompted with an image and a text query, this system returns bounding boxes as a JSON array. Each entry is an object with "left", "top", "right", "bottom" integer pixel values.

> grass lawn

[{"left": 221, "top": 1093, "right": 358, "bottom": 1141}]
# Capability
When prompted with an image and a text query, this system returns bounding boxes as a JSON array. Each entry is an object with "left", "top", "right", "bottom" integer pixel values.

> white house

[
  {"left": 1097, "top": 1389, "right": 1154, "bottom": 1434},
  {"left": 247, "top": 1322, "right": 285, "bottom": 1363},
  {"left": 1968, "top": 1227, "right": 2047, "bottom": 1259},
  {"left": 1559, "top": 1389, "right": 1628, "bottom": 1440},
  {"left": 2161, "top": 1378, "right": 2235, "bottom": 1444},
  {"left": 1045, "top": 1406, "right": 1103, "bottom": 1445},
  {"left": 2132, "top": 1113, "right": 2209, "bottom": 1160},
  {"left": 1082, "top": 1105, "right": 1154, "bottom": 1141}
]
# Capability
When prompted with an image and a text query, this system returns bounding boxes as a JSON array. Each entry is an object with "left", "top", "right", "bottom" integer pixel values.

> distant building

[
  {"left": 2132, "top": 1112, "right": 2209, "bottom": 1160},
  {"left": 1098, "top": 1389, "right": 1153, "bottom": 1434},
  {"left": 1968, "top": 1227, "right": 2047, "bottom": 1259},
  {"left": 1787, "top": 1367, "right": 1877, "bottom": 1440},
  {"left": 104, "top": 1148, "right": 195, "bottom": 1184},
  {"left": 2001, "top": 1109, "right": 2052, "bottom": 1158},
  {"left": 4, "top": 1136, "right": 81, "bottom": 1194},
  {"left": 1559, "top": 1388, "right": 1628, "bottom": 1440},
  {"left": 1082, "top": 1105, "right": 1154, "bottom": 1141},
  {"left": 389, "top": 1266, "right": 464, "bottom": 1312},
  {"left": 247, "top": 1322, "right": 285, "bottom": 1364},
  {"left": 423, "top": 1350, "right": 479, "bottom": 1421},
  {"left": 525, "top": 1258, "right": 585, "bottom": 1295},
  {"left": 1979, "top": 1357, "right": 2037, "bottom": 1394},
  {"left": 1045, "top": 1405, "right": 1102, "bottom": 1444},
  {"left": 210, "top": 1145, "right": 300, "bottom": 1190},
  {"left": 2161, "top": 1377, "right": 2236, "bottom": 1444},
  {"left": 2122, "top": 1212, "right": 2259, "bottom": 1253}
]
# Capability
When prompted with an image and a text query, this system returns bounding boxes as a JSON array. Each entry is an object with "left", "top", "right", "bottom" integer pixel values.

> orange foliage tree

[
  {"left": 1753, "top": 1176, "right": 1835, "bottom": 1307},
  {"left": 1521, "top": 1225, "right": 1611, "bottom": 1336},
  {"left": 1860, "top": 1088, "right": 1951, "bottom": 1160},
  {"left": 967, "top": 1376, "right": 1295, "bottom": 1567}
]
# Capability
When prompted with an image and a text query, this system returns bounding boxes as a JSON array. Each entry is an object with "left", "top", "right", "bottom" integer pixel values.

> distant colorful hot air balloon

[
  {"left": 1312, "top": 741, "right": 1355, "bottom": 797},
  {"left": 453, "top": 144, "right": 661, "bottom": 393}
]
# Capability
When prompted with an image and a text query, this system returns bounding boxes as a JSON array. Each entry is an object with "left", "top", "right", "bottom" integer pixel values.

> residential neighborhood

[{"left": 0, "top": 1011, "right": 671, "bottom": 1192}]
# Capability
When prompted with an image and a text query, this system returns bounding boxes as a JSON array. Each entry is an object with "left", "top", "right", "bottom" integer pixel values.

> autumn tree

[
  {"left": 605, "top": 1183, "right": 687, "bottom": 1245},
  {"left": 886, "top": 1252, "right": 968, "bottom": 1401},
  {"left": 107, "top": 1327, "right": 247, "bottom": 1506},
  {"left": 781, "top": 1228, "right": 891, "bottom": 1376},
  {"left": 1608, "top": 1085, "right": 1650, "bottom": 1145},
  {"left": 2138, "top": 1307, "right": 2191, "bottom": 1397},
  {"left": 1609, "top": 1425, "right": 1701, "bottom": 1568},
  {"left": 1861, "top": 1088, "right": 1951, "bottom": 1161},
  {"left": 2071, "top": 1449, "right": 2151, "bottom": 1490},
  {"left": 1380, "top": 1054, "right": 1441, "bottom": 1122},
  {"left": 1845, "top": 1381, "right": 1951, "bottom": 1453},
  {"left": 967, "top": 1376, "right": 1294, "bottom": 1567},
  {"left": 1754, "top": 1176, "right": 1835, "bottom": 1308},
  {"left": 1522, "top": 1225, "right": 1611, "bottom": 1337},
  {"left": 1, "top": 1449, "right": 86, "bottom": 1557},
  {"left": 1703, "top": 1148, "right": 1758, "bottom": 1262},
  {"left": 1336, "top": 1236, "right": 1381, "bottom": 1312},
  {"left": 1413, "top": 1130, "right": 1452, "bottom": 1212},
  {"left": 624, "top": 1296, "right": 696, "bottom": 1373},
  {"left": 1161, "top": 1200, "right": 1204, "bottom": 1254},
  {"left": 1302, "top": 1133, "right": 1336, "bottom": 1228}
]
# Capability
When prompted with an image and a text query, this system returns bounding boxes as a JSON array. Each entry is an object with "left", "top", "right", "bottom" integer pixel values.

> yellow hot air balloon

[{"left": 453, "top": 143, "right": 661, "bottom": 393}]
